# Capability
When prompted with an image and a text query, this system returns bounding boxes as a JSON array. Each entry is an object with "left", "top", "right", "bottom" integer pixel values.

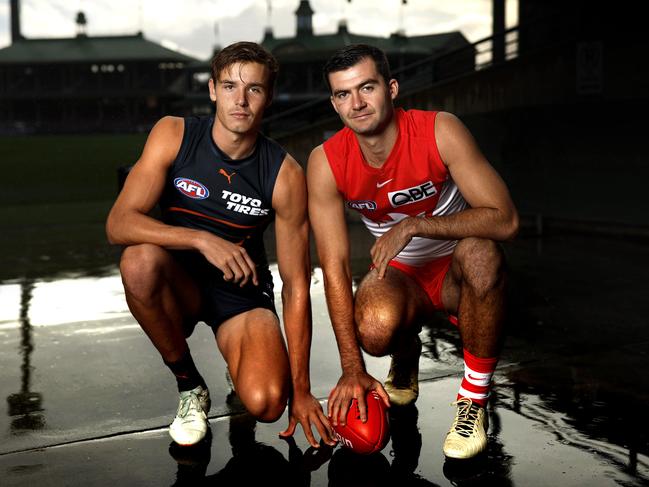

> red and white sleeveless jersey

[{"left": 323, "top": 109, "right": 467, "bottom": 266}]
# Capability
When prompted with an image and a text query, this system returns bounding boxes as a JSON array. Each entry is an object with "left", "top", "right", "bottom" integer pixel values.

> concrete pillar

[
  {"left": 10, "top": 0, "right": 23, "bottom": 43},
  {"left": 493, "top": 0, "right": 506, "bottom": 64}
]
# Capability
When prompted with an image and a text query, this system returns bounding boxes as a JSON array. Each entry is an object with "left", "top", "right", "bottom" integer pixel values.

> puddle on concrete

[
  {"left": 1, "top": 230, "right": 648, "bottom": 485},
  {"left": 1, "top": 378, "right": 646, "bottom": 486}
]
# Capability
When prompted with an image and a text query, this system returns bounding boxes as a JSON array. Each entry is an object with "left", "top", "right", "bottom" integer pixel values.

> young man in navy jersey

[{"left": 107, "top": 42, "right": 334, "bottom": 448}]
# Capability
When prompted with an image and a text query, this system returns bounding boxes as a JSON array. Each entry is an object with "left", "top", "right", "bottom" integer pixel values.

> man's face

[
  {"left": 328, "top": 57, "right": 398, "bottom": 136},
  {"left": 209, "top": 62, "right": 270, "bottom": 136}
]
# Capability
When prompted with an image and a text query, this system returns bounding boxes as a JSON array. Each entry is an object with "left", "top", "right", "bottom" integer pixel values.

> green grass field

[
  {"left": 0, "top": 134, "right": 147, "bottom": 281},
  {"left": 0, "top": 133, "right": 147, "bottom": 206}
]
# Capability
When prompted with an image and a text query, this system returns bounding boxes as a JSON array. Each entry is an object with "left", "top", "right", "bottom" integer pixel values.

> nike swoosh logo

[
  {"left": 376, "top": 179, "right": 393, "bottom": 188},
  {"left": 467, "top": 373, "right": 485, "bottom": 381}
]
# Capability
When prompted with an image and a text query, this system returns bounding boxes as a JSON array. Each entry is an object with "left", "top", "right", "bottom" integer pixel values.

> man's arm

[
  {"left": 105, "top": 116, "right": 258, "bottom": 285},
  {"left": 307, "top": 145, "right": 389, "bottom": 426},
  {"left": 371, "top": 112, "right": 520, "bottom": 277},
  {"left": 273, "top": 155, "right": 335, "bottom": 448}
]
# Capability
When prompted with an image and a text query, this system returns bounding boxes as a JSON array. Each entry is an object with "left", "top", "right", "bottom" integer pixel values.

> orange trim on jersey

[{"left": 167, "top": 207, "right": 256, "bottom": 229}]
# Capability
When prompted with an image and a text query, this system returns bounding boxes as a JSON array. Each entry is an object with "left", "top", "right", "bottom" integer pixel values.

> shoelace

[
  {"left": 177, "top": 391, "right": 202, "bottom": 419},
  {"left": 450, "top": 398, "right": 481, "bottom": 438}
]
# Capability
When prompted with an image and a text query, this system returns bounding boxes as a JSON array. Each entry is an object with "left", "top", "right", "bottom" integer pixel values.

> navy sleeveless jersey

[{"left": 160, "top": 116, "right": 286, "bottom": 267}]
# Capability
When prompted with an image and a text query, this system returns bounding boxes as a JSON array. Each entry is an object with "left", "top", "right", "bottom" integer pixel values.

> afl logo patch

[
  {"left": 174, "top": 178, "right": 209, "bottom": 199},
  {"left": 347, "top": 200, "right": 377, "bottom": 211}
]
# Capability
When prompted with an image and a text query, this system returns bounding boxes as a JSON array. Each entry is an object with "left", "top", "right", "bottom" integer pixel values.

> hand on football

[{"left": 327, "top": 371, "right": 389, "bottom": 426}]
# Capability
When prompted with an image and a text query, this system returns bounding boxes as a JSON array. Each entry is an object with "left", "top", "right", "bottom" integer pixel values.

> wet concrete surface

[{"left": 0, "top": 231, "right": 648, "bottom": 486}]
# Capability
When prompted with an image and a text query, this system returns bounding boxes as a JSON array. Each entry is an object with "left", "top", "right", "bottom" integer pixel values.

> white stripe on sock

[
  {"left": 464, "top": 365, "right": 493, "bottom": 387},
  {"left": 458, "top": 386, "right": 490, "bottom": 400}
]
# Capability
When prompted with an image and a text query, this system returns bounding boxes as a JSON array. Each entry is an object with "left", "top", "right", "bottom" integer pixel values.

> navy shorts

[{"left": 170, "top": 250, "right": 276, "bottom": 333}]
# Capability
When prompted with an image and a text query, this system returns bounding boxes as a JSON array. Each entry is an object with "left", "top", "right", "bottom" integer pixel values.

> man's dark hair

[
  {"left": 323, "top": 44, "right": 391, "bottom": 92},
  {"left": 210, "top": 41, "right": 279, "bottom": 100}
]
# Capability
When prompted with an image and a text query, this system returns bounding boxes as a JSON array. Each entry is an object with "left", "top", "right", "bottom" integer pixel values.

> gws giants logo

[
  {"left": 388, "top": 181, "right": 437, "bottom": 208},
  {"left": 174, "top": 178, "right": 209, "bottom": 199},
  {"left": 347, "top": 200, "right": 377, "bottom": 211}
]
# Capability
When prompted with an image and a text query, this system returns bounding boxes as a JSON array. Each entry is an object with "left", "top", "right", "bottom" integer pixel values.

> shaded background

[{"left": 1, "top": 0, "right": 647, "bottom": 283}]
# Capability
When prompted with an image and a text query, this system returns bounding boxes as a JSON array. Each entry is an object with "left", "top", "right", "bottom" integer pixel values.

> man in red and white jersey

[{"left": 307, "top": 44, "right": 519, "bottom": 460}]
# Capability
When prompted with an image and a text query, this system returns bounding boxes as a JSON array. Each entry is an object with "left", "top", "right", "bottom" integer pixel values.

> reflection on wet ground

[
  {"left": 0, "top": 222, "right": 648, "bottom": 485},
  {"left": 6, "top": 279, "right": 46, "bottom": 433}
]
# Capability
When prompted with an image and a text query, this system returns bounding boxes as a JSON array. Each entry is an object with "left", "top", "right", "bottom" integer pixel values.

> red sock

[{"left": 457, "top": 348, "right": 498, "bottom": 407}]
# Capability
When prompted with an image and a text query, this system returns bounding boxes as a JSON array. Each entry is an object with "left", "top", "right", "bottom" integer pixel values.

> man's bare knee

[
  {"left": 355, "top": 303, "right": 400, "bottom": 357},
  {"left": 454, "top": 238, "right": 504, "bottom": 296},
  {"left": 241, "top": 383, "right": 287, "bottom": 423},
  {"left": 120, "top": 244, "right": 168, "bottom": 302}
]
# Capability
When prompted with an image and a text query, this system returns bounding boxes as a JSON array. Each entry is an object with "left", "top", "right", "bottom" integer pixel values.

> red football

[{"left": 332, "top": 390, "right": 390, "bottom": 455}]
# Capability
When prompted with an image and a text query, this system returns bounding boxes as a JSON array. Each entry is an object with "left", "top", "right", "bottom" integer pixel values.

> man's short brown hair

[
  {"left": 210, "top": 41, "right": 279, "bottom": 100},
  {"left": 323, "top": 44, "right": 391, "bottom": 93}
]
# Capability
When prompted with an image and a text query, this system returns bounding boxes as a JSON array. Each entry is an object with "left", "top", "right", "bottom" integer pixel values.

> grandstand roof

[
  {"left": 0, "top": 33, "right": 198, "bottom": 64},
  {"left": 262, "top": 23, "right": 470, "bottom": 62}
]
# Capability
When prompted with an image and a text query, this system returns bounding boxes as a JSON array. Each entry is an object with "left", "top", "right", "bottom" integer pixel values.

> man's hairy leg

[
  {"left": 355, "top": 267, "right": 432, "bottom": 407},
  {"left": 354, "top": 267, "right": 432, "bottom": 356},
  {"left": 440, "top": 237, "right": 505, "bottom": 459},
  {"left": 442, "top": 237, "right": 506, "bottom": 358},
  {"left": 354, "top": 266, "right": 432, "bottom": 357}
]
